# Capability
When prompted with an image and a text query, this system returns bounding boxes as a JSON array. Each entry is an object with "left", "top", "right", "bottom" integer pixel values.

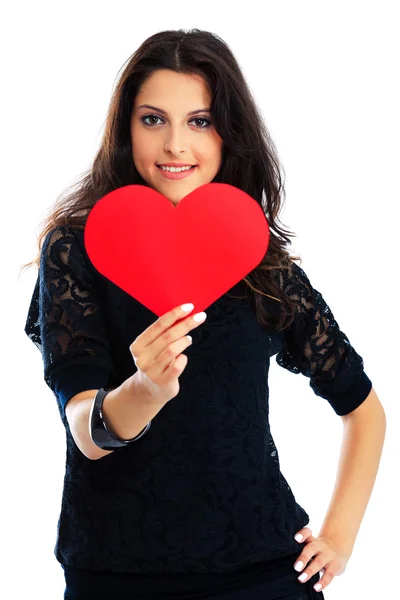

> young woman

[{"left": 23, "top": 28, "right": 385, "bottom": 600}]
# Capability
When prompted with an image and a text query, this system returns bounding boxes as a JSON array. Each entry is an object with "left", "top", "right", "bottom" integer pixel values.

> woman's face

[{"left": 130, "top": 69, "right": 223, "bottom": 206}]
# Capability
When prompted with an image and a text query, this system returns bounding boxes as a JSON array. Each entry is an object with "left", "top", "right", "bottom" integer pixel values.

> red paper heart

[{"left": 84, "top": 183, "right": 270, "bottom": 317}]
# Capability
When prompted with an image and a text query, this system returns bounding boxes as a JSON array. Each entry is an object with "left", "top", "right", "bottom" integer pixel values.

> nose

[{"left": 163, "top": 125, "right": 187, "bottom": 155}]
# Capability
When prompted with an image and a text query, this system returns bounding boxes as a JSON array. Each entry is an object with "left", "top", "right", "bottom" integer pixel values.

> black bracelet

[{"left": 89, "top": 387, "right": 151, "bottom": 450}]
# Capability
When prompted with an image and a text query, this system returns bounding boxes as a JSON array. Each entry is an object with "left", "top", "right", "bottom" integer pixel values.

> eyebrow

[{"left": 137, "top": 104, "right": 211, "bottom": 116}]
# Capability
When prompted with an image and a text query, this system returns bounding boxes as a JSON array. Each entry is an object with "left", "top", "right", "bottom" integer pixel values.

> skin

[
  {"left": 130, "top": 69, "right": 223, "bottom": 207},
  {"left": 292, "top": 387, "right": 386, "bottom": 593}
]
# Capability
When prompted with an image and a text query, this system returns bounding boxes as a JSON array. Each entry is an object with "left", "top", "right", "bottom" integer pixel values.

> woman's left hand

[{"left": 293, "top": 527, "right": 352, "bottom": 593}]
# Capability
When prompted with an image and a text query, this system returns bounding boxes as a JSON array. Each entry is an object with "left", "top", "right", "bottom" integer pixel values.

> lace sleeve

[
  {"left": 275, "top": 262, "right": 373, "bottom": 416},
  {"left": 24, "top": 225, "right": 117, "bottom": 426}
]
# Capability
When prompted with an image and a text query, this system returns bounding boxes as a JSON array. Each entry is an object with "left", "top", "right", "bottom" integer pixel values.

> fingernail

[
  {"left": 193, "top": 312, "right": 207, "bottom": 322},
  {"left": 294, "top": 561, "right": 304, "bottom": 572},
  {"left": 314, "top": 583, "right": 322, "bottom": 591},
  {"left": 181, "top": 303, "right": 194, "bottom": 311},
  {"left": 298, "top": 572, "right": 308, "bottom": 582},
  {"left": 294, "top": 534, "right": 303, "bottom": 542}
]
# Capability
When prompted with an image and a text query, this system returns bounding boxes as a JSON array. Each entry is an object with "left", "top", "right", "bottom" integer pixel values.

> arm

[
  {"left": 68, "top": 373, "right": 167, "bottom": 461},
  {"left": 317, "top": 386, "right": 386, "bottom": 555}
]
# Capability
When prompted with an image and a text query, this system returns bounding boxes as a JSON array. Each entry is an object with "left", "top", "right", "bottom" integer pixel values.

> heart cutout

[{"left": 84, "top": 183, "right": 270, "bottom": 316}]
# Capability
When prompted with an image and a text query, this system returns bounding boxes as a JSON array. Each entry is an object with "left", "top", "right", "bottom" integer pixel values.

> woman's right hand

[{"left": 129, "top": 303, "right": 207, "bottom": 405}]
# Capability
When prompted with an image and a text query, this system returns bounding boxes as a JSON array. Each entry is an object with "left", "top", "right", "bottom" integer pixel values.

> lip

[
  {"left": 157, "top": 162, "right": 195, "bottom": 167},
  {"left": 156, "top": 165, "right": 197, "bottom": 180}
]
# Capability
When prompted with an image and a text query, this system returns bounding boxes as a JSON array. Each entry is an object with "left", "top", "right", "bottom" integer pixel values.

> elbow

[
  {"left": 66, "top": 395, "right": 114, "bottom": 460},
  {"left": 341, "top": 387, "right": 386, "bottom": 425}
]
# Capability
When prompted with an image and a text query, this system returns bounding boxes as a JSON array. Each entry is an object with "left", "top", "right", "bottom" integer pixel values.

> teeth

[{"left": 160, "top": 165, "right": 193, "bottom": 172}]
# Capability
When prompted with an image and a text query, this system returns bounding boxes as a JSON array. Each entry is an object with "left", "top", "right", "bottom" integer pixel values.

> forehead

[{"left": 134, "top": 70, "right": 211, "bottom": 109}]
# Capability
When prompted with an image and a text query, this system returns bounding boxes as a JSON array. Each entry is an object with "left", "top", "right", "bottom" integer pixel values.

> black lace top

[{"left": 24, "top": 225, "right": 372, "bottom": 598}]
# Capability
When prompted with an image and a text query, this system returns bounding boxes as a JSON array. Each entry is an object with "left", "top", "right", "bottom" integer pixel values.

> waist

[{"left": 61, "top": 551, "right": 320, "bottom": 599}]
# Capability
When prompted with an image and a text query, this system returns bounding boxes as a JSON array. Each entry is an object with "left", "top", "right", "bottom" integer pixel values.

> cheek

[
  {"left": 132, "top": 140, "right": 154, "bottom": 168},
  {"left": 205, "top": 137, "right": 223, "bottom": 159},
  {"left": 204, "top": 148, "right": 223, "bottom": 171},
  {"left": 131, "top": 126, "right": 150, "bottom": 155}
]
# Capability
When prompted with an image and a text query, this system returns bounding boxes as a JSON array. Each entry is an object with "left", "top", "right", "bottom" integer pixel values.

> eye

[
  {"left": 141, "top": 114, "right": 164, "bottom": 126},
  {"left": 141, "top": 114, "right": 212, "bottom": 129},
  {"left": 189, "top": 117, "right": 212, "bottom": 128}
]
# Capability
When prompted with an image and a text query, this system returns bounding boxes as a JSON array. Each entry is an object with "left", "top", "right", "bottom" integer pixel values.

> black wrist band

[{"left": 89, "top": 387, "right": 151, "bottom": 451}]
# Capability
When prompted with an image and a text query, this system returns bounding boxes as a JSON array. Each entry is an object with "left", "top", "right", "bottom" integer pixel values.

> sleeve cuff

[
  {"left": 50, "top": 366, "right": 115, "bottom": 419},
  {"left": 325, "top": 371, "right": 373, "bottom": 416}
]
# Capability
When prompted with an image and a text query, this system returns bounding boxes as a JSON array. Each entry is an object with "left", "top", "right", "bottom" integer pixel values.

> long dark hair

[{"left": 20, "top": 28, "right": 302, "bottom": 332}]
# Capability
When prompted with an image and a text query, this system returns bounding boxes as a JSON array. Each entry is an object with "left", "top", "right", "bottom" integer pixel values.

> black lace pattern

[
  {"left": 275, "top": 262, "right": 372, "bottom": 415},
  {"left": 24, "top": 226, "right": 117, "bottom": 429}
]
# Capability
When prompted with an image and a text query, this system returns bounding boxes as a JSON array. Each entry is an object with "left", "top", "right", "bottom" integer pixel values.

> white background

[{"left": 3, "top": 1, "right": 399, "bottom": 598}]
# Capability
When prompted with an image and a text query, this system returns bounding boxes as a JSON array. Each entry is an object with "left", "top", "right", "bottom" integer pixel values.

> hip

[{"left": 62, "top": 564, "right": 324, "bottom": 600}]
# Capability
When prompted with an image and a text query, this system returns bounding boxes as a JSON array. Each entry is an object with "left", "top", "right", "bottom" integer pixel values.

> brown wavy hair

[{"left": 20, "top": 28, "right": 302, "bottom": 332}]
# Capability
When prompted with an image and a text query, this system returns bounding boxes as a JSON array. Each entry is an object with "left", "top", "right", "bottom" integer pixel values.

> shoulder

[
  {"left": 39, "top": 224, "right": 100, "bottom": 284},
  {"left": 42, "top": 224, "right": 85, "bottom": 250},
  {"left": 41, "top": 225, "right": 88, "bottom": 266},
  {"left": 275, "top": 260, "right": 313, "bottom": 305}
]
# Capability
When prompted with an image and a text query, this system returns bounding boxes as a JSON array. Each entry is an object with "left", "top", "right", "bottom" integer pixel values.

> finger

[
  {"left": 133, "top": 303, "right": 196, "bottom": 351},
  {"left": 293, "top": 540, "right": 321, "bottom": 575},
  {"left": 312, "top": 562, "right": 337, "bottom": 593},
  {"left": 294, "top": 527, "right": 313, "bottom": 543},
  {"left": 148, "top": 334, "right": 193, "bottom": 376},
  {"left": 159, "top": 353, "right": 188, "bottom": 383},
  {"left": 295, "top": 553, "right": 327, "bottom": 585},
  {"left": 150, "top": 311, "right": 206, "bottom": 360}
]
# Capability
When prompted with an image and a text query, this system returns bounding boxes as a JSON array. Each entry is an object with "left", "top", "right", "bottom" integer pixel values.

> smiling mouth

[{"left": 156, "top": 165, "right": 197, "bottom": 170}]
